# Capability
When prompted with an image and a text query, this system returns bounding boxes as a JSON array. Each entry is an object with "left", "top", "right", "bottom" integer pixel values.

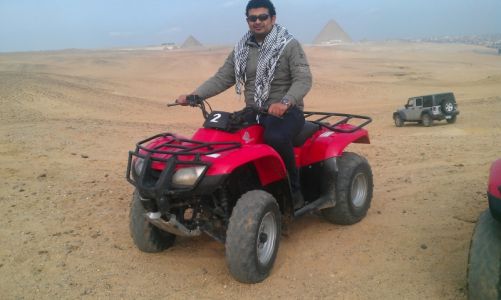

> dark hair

[{"left": 246, "top": 0, "right": 276, "bottom": 17}]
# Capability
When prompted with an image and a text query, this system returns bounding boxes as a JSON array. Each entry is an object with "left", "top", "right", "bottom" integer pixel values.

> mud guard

[
  {"left": 393, "top": 111, "right": 405, "bottom": 120},
  {"left": 488, "top": 159, "right": 501, "bottom": 221},
  {"left": 206, "top": 144, "right": 287, "bottom": 186},
  {"left": 300, "top": 128, "right": 370, "bottom": 166}
]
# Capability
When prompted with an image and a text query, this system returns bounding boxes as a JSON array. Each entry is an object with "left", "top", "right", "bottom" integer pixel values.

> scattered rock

[
  {"left": 420, "top": 244, "right": 428, "bottom": 250},
  {"left": 65, "top": 242, "right": 82, "bottom": 254},
  {"left": 38, "top": 173, "right": 47, "bottom": 178},
  {"left": 81, "top": 154, "right": 89, "bottom": 158},
  {"left": 81, "top": 288, "right": 94, "bottom": 296}
]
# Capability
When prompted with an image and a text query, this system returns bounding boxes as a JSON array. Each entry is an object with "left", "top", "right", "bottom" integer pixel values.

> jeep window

[
  {"left": 416, "top": 98, "right": 423, "bottom": 107},
  {"left": 407, "top": 99, "right": 415, "bottom": 107},
  {"left": 423, "top": 96, "right": 433, "bottom": 107}
]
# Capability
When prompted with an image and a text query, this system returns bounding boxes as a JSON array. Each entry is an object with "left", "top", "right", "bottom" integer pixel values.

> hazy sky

[{"left": 1, "top": 0, "right": 500, "bottom": 52}]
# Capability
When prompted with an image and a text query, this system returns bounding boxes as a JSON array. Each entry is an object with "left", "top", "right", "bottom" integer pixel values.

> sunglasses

[{"left": 247, "top": 14, "right": 270, "bottom": 22}]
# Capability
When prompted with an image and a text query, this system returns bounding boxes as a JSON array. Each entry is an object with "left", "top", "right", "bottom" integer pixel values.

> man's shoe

[{"left": 292, "top": 190, "right": 305, "bottom": 210}]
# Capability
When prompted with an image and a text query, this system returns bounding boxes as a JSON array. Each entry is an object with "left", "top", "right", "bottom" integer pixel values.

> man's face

[{"left": 247, "top": 7, "right": 276, "bottom": 40}]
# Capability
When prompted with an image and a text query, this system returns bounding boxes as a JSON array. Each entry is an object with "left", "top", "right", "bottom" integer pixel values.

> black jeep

[{"left": 393, "top": 92, "right": 459, "bottom": 127}]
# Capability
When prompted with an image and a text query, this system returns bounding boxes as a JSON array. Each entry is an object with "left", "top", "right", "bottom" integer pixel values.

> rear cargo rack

[{"left": 303, "top": 111, "right": 372, "bottom": 133}]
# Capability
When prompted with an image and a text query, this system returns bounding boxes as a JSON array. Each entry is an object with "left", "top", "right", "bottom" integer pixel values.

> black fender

[{"left": 393, "top": 111, "right": 406, "bottom": 121}]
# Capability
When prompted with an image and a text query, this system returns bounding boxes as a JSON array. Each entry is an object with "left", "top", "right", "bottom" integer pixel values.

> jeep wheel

[
  {"left": 225, "top": 190, "right": 281, "bottom": 283},
  {"left": 393, "top": 114, "right": 404, "bottom": 127},
  {"left": 446, "top": 115, "right": 457, "bottom": 124},
  {"left": 321, "top": 152, "right": 373, "bottom": 225},
  {"left": 129, "top": 190, "right": 176, "bottom": 252},
  {"left": 441, "top": 99, "right": 455, "bottom": 115},
  {"left": 467, "top": 209, "right": 501, "bottom": 300},
  {"left": 421, "top": 114, "right": 433, "bottom": 127}
]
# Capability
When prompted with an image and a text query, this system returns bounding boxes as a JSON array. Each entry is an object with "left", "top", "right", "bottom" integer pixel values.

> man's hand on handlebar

[
  {"left": 175, "top": 94, "right": 190, "bottom": 106},
  {"left": 175, "top": 94, "right": 203, "bottom": 107}
]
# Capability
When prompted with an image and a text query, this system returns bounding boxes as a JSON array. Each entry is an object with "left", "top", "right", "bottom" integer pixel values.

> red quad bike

[
  {"left": 126, "top": 96, "right": 374, "bottom": 283},
  {"left": 467, "top": 159, "right": 501, "bottom": 299}
]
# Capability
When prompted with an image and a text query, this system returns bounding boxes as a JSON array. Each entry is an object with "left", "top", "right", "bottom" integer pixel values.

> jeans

[{"left": 260, "top": 107, "right": 305, "bottom": 192}]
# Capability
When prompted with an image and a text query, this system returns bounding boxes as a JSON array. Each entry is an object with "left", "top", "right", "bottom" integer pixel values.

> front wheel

[
  {"left": 394, "top": 114, "right": 404, "bottom": 127},
  {"left": 321, "top": 152, "right": 373, "bottom": 225},
  {"left": 225, "top": 190, "right": 281, "bottom": 283},
  {"left": 129, "top": 190, "right": 176, "bottom": 252},
  {"left": 467, "top": 209, "right": 501, "bottom": 299}
]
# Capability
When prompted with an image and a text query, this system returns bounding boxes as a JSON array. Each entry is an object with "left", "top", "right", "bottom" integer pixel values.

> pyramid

[
  {"left": 313, "top": 20, "right": 352, "bottom": 45},
  {"left": 181, "top": 35, "right": 203, "bottom": 48}
]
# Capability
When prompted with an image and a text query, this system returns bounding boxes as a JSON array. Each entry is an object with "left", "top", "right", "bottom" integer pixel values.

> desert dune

[{"left": 0, "top": 42, "right": 500, "bottom": 299}]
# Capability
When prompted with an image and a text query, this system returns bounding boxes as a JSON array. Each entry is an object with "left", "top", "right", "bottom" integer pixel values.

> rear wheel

[
  {"left": 321, "top": 152, "right": 373, "bottom": 225},
  {"left": 446, "top": 115, "right": 457, "bottom": 124},
  {"left": 129, "top": 190, "right": 176, "bottom": 252},
  {"left": 422, "top": 114, "right": 433, "bottom": 127},
  {"left": 467, "top": 209, "right": 501, "bottom": 299},
  {"left": 394, "top": 114, "right": 404, "bottom": 127},
  {"left": 225, "top": 190, "right": 281, "bottom": 283}
]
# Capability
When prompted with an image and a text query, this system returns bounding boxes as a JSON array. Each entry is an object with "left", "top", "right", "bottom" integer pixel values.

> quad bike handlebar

[
  {"left": 167, "top": 95, "right": 372, "bottom": 133},
  {"left": 168, "top": 95, "right": 271, "bottom": 120}
]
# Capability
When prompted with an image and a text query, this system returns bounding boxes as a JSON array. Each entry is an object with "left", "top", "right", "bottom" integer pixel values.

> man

[{"left": 177, "top": 0, "right": 312, "bottom": 208}]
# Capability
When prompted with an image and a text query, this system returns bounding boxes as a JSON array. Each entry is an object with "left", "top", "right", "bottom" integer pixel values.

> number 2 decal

[{"left": 210, "top": 113, "right": 221, "bottom": 123}]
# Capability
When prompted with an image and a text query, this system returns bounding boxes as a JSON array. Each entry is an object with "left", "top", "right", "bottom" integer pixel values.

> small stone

[
  {"left": 81, "top": 154, "right": 89, "bottom": 158},
  {"left": 420, "top": 244, "right": 428, "bottom": 250}
]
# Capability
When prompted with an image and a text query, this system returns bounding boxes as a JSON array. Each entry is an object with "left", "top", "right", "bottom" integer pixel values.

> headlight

[
  {"left": 133, "top": 157, "right": 145, "bottom": 176},
  {"left": 172, "top": 166, "right": 206, "bottom": 188}
]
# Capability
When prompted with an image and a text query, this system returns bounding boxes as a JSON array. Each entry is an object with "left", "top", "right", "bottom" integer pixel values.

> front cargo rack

[{"left": 126, "top": 133, "right": 241, "bottom": 193}]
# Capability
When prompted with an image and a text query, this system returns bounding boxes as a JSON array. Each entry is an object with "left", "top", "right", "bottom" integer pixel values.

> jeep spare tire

[{"left": 441, "top": 99, "right": 455, "bottom": 115}]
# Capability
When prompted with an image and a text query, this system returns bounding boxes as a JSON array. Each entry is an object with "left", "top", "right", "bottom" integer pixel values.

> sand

[{"left": 1, "top": 42, "right": 500, "bottom": 299}]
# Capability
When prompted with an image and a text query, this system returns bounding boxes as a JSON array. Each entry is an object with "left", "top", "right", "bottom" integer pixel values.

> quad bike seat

[{"left": 293, "top": 121, "right": 320, "bottom": 147}]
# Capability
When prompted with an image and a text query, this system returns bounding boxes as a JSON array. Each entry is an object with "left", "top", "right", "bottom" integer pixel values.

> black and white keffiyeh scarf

[{"left": 233, "top": 24, "right": 293, "bottom": 108}]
